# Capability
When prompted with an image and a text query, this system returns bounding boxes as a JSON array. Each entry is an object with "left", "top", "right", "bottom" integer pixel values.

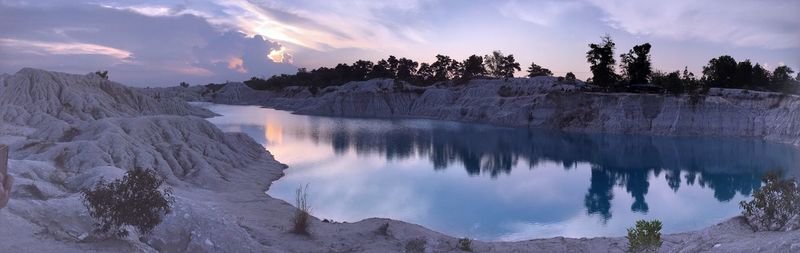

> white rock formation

[
  {"left": 0, "top": 68, "right": 798, "bottom": 252},
  {"left": 193, "top": 78, "right": 800, "bottom": 148}
]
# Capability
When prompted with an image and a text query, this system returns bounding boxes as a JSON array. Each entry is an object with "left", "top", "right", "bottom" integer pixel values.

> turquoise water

[{"left": 201, "top": 103, "right": 800, "bottom": 241}]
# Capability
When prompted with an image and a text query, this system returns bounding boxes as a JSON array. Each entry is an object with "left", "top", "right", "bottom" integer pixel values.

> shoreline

[
  {"left": 177, "top": 79, "right": 800, "bottom": 251},
  {"left": 154, "top": 77, "right": 800, "bottom": 148},
  {"left": 1, "top": 68, "right": 797, "bottom": 252}
]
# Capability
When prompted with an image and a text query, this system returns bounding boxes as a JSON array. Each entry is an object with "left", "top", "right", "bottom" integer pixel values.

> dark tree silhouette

[
  {"left": 179, "top": 82, "right": 189, "bottom": 88},
  {"left": 619, "top": 43, "right": 652, "bottom": 84},
  {"left": 370, "top": 59, "right": 394, "bottom": 79},
  {"left": 772, "top": 66, "right": 795, "bottom": 83},
  {"left": 772, "top": 66, "right": 796, "bottom": 92},
  {"left": 752, "top": 63, "right": 771, "bottom": 89},
  {"left": 460, "top": 55, "right": 486, "bottom": 80},
  {"left": 396, "top": 57, "right": 419, "bottom": 82},
  {"left": 485, "top": 51, "right": 504, "bottom": 78},
  {"left": 502, "top": 54, "right": 522, "bottom": 80},
  {"left": 526, "top": 62, "right": 553, "bottom": 77},
  {"left": 734, "top": 60, "right": 754, "bottom": 89},
  {"left": 681, "top": 66, "right": 699, "bottom": 91},
  {"left": 652, "top": 71, "right": 683, "bottom": 94},
  {"left": 702, "top": 55, "right": 737, "bottom": 88},
  {"left": 416, "top": 63, "right": 434, "bottom": 85},
  {"left": 431, "top": 54, "right": 460, "bottom": 82},
  {"left": 352, "top": 60, "right": 374, "bottom": 81},
  {"left": 386, "top": 55, "right": 399, "bottom": 77},
  {"left": 586, "top": 35, "right": 618, "bottom": 87},
  {"left": 485, "top": 51, "right": 520, "bottom": 80},
  {"left": 565, "top": 72, "right": 577, "bottom": 83}
]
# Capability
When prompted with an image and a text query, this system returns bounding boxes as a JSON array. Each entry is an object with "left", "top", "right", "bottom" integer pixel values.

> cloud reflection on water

[{"left": 203, "top": 104, "right": 800, "bottom": 240}]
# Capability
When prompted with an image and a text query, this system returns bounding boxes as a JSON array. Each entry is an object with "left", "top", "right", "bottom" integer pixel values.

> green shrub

[
  {"left": 626, "top": 219, "right": 662, "bottom": 252},
  {"left": 457, "top": 237, "right": 472, "bottom": 251},
  {"left": 291, "top": 184, "right": 312, "bottom": 235},
  {"left": 740, "top": 171, "right": 800, "bottom": 231},
  {"left": 81, "top": 168, "right": 174, "bottom": 237}
]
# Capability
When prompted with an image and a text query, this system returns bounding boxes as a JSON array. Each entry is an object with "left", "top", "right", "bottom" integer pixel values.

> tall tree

[
  {"left": 460, "top": 55, "right": 486, "bottom": 80},
  {"left": 485, "top": 51, "right": 506, "bottom": 78},
  {"left": 734, "top": 60, "right": 754, "bottom": 88},
  {"left": 586, "top": 35, "right": 618, "bottom": 87},
  {"left": 752, "top": 63, "right": 771, "bottom": 89},
  {"left": 502, "top": 54, "right": 521, "bottom": 79},
  {"left": 619, "top": 43, "right": 652, "bottom": 84},
  {"left": 333, "top": 63, "right": 353, "bottom": 83},
  {"left": 526, "top": 62, "right": 553, "bottom": 77},
  {"left": 681, "top": 66, "right": 698, "bottom": 91},
  {"left": 431, "top": 54, "right": 458, "bottom": 82},
  {"left": 485, "top": 51, "right": 520, "bottom": 79},
  {"left": 416, "top": 63, "right": 433, "bottom": 85},
  {"left": 396, "top": 58, "right": 419, "bottom": 82},
  {"left": 369, "top": 59, "right": 393, "bottom": 79},
  {"left": 351, "top": 60, "right": 374, "bottom": 81},
  {"left": 386, "top": 55, "right": 399, "bottom": 77},
  {"left": 772, "top": 66, "right": 795, "bottom": 83},
  {"left": 702, "top": 55, "right": 737, "bottom": 88},
  {"left": 771, "top": 65, "right": 796, "bottom": 92}
]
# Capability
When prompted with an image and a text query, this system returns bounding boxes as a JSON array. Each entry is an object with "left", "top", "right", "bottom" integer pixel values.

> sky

[{"left": 1, "top": 0, "right": 798, "bottom": 87}]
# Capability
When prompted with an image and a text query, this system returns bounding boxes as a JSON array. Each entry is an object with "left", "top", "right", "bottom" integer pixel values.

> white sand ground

[{"left": 0, "top": 68, "right": 798, "bottom": 252}]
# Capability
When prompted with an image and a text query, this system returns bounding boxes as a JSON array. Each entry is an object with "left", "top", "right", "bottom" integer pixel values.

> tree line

[
  {"left": 245, "top": 35, "right": 798, "bottom": 95},
  {"left": 244, "top": 51, "right": 563, "bottom": 91},
  {"left": 586, "top": 35, "right": 798, "bottom": 94}
]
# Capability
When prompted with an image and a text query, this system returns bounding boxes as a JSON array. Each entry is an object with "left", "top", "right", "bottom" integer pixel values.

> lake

[{"left": 200, "top": 103, "right": 800, "bottom": 241}]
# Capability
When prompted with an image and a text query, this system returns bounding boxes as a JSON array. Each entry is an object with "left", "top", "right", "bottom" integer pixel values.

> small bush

[
  {"left": 81, "top": 168, "right": 174, "bottom": 237},
  {"left": 740, "top": 171, "right": 800, "bottom": 231},
  {"left": 95, "top": 70, "right": 109, "bottom": 80},
  {"left": 498, "top": 85, "right": 514, "bottom": 97},
  {"left": 376, "top": 223, "right": 390, "bottom": 236},
  {"left": 291, "top": 184, "right": 312, "bottom": 235},
  {"left": 626, "top": 219, "right": 662, "bottom": 252},
  {"left": 405, "top": 238, "right": 427, "bottom": 253},
  {"left": 564, "top": 72, "right": 577, "bottom": 84},
  {"left": 457, "top": 237, "right": 473, "bottom": 252}
]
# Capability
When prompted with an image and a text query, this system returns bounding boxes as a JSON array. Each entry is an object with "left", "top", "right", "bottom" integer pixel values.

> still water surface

[{"left": 200, "top": 103, "right": 800, "bottom": 241}]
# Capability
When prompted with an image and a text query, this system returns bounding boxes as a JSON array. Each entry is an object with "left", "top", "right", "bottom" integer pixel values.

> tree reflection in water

[{"left": 274, "top": 120, "right": 795, "bottom": 220}]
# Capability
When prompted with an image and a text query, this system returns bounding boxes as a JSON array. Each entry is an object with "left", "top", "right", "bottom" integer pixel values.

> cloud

[
  {"left": 500, "top": 0, "right": 585, "bottom": 26},
  {"left": 213, "top": 0, "right": 433, "bottom": 51},
  {"left": 0, "top": 38, "right": 133, "bottom": 60},
  {"left": 586, "top": 0, "right": 800, "bottom": 49},
  {"left": 0, "top": 2, "right": 296, "bottom": 86}
]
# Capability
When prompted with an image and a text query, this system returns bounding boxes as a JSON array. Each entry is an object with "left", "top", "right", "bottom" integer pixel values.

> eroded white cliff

[{"left": 195, "top": 78, "right": 800, "bottom": 147}]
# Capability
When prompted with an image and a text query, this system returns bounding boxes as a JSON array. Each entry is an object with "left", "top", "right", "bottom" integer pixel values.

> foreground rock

[{"left": 0, "top": 68, "right": 797, "bottom": 252}]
